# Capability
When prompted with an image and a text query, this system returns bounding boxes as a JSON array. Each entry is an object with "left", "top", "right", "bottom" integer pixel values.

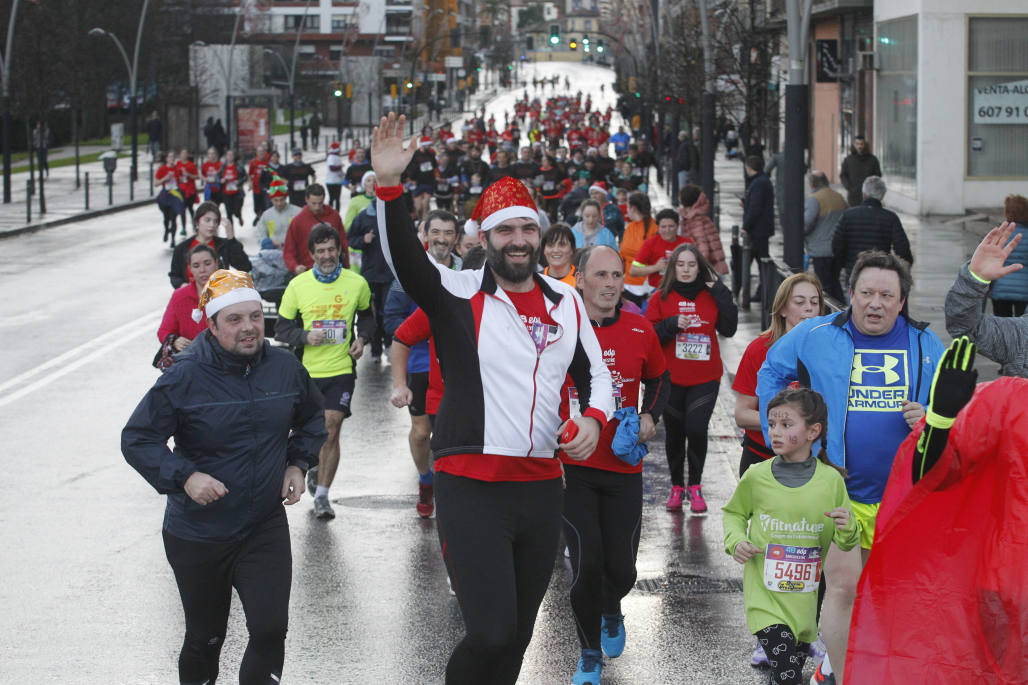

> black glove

[{"left": 925, "top": 336, "right": 978, "bottom": 428}]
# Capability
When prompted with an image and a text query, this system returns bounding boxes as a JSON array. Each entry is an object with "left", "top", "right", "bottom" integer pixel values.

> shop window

[
  {"left": 967, "top": 16, "right": 1028, "bottom": 178},
  {"left": 875, "top": 16, "right": 917, "bottom": 198}
]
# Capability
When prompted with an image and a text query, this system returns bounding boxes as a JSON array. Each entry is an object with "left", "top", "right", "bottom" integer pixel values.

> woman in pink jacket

[{"left": 678, "top": 184, "right": 728, "bottom": 276}]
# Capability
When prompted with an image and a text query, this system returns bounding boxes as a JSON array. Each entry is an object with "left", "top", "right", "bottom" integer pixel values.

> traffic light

[
  {"left": 345, "top": 83, "right": 352, "bottom": 99},
  {"left": 390, "top": 83, "right": 397, "bottom": 98},
  {"left": 405, "top": 80, "right": 414, "bottom": 90},
  {"left": 582, "top": 35, "right": 590, "bottom": 46},
  {"left": 596, "top": 39, "right": 605, "bottom": 54},
  {"left": 569, "top": 39, "right": 577, "bottom": 50},
  {"left": 333, "top": 80, "right": 343, "bottom": 97},
  {"left": 549, "top": 24, "right": 560, "bottom": 45}
]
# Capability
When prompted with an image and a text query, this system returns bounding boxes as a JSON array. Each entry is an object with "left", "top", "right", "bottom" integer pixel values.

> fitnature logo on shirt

[{"left": 758, "top": 514, "right": 826, "bottom": 536}]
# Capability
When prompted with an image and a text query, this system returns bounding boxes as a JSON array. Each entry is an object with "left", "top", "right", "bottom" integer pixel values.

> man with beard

[
  {"left": 384, "top": 210, "right": 462, "bottom": 517},
  {"left": 371, "top": 113, "right": 614, "bottom": 685},
  {"left": 122, "top": 269, "right": 325, "bottom": 684},
  {"left": 275, "top": 225, "right": 375, "bottom": 519}
]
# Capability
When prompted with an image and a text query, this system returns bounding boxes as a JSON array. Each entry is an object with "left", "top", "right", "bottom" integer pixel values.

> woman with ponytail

[{"left": 723, "top": 388, "right": 857, "bottom": 685}]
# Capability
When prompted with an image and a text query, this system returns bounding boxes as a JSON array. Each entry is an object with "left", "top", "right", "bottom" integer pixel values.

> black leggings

[
  {"left": 369, "top": 280, "right": 394, "bottom": 355},
  {"left": 755, "top": 624, "right": 809, "bottom": 685},
  {"left": 326, "top": 183, "right": 342, "bottom": 211},
  {"left": 162, "top": 508, "right": 292, "bottom": 685},
  {"left": 223, "top": 193, "right": 244, "bottom": 226},
  {"left": 663, "top": 380, "right": 720, "bottom": 487},
  {"left": 562, "top": 466, "right": 642, "bottom": 651},
  {"left": 435, "top": 472, "right": 563, "bottom": 685}
]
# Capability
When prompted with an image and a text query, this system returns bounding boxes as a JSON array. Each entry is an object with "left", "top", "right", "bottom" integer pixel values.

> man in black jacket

[
  {"left": 833, "top": 175, "right": 913, "bottom": 278},
  {"left": 122, "top": 269, "right": 326, "bottom": 685},
  {"left": 742, "top": 155, "right": 775, "bottom": 259},
  {"left": 840, "top": 135, "right": 883, "bottom": 207}
]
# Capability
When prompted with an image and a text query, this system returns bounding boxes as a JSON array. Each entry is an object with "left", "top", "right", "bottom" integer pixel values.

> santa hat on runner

[
  {"left": 469, "top": 176, "right": 539, "bottom": 232},
  {"left": 329, "top": 141, "right": 341, "bottom": 151},
  {"left": 463, "top": 218, "right": 479, "bottom": 238},
  {"left": 360, "top": 170, "right": 376, "bottom": 188},
  {"left": 588, "top": 180, "right": 608, "bottom": 197},
  {"left": 268, "top": 177, "right": 288, "bottom": 198},
  {"left": 192, "top": 269, "right": 262, "bottom": 323},
  {"left": 418, "top": 135, "right": 433, "bottom": 147}
]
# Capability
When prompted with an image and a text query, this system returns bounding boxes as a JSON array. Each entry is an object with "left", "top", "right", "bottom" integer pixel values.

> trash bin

[{"left": 100, "top": 151, "right": 117, "bottom": 186}]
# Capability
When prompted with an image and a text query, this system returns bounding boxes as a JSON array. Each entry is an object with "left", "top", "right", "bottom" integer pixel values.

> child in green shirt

[{"left": 723, "top": 388, "right": 860, "bottom": 685}]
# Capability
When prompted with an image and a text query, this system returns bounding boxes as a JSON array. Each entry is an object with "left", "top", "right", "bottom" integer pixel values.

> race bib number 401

[
  {"left": 312, "top": 319, "right": 348, "bottom": 345},
  {"left": 763, "top": 544, "right": 822, "bottom": 593}
]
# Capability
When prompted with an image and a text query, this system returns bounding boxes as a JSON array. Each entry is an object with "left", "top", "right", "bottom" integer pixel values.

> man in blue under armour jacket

[
  {"left": 122, "top": 269, "right": 326, "bottom": 685},
  {"left": 756, "top": 250, "right": 943, "bottom": 685},
  {"left": 371, "top": 113, "right": 614, "bottom": 685}
]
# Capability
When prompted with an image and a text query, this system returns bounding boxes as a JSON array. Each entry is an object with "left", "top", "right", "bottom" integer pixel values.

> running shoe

[
  {"left": 416, "top": 482, "right": 434, "bottom": 518},
  {"left": 571, "top": 648, "right": 603, "bottom": 685},
  {"left": 600, "top": 613, "right": 625, "bottom": 658},
  {"left": 313, "top": 495, "right": 335, "bottom": 520},
  {"left": 750, "top": 641, "right": 769, "bottom": 668},
  {"left": 810, "top": 663, "right": 836, "bottom": 685},
  {"left": 688, "top": 484, "right": 708, "bottom": 513},
  {"left": 665, "top": 485, "right": 686, "bottom": 511},
  {"left": 808, "top": 635, "right": 828, "bottom": 661},
  {"left": 306, "top": 466, "right": 318, "bottom": 498}
]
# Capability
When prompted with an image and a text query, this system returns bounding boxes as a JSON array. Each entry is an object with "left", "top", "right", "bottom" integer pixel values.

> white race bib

[
  {"left": 676, "top": 333, "right": 711, "bottom": 361},
  {"left": 293, "top": 180, "right": 306, "bottom": 191},
  {"left": 226, "top": 182, "right": 238, "bottom": 192},
  {"left": 312, "top": 319, "right": 348, "bottom": 345},
  {"left": 763, "top": 544, "right": 822, "bottom": 593},
  {"left": 568, "top": 387, "right": 581, "bottom": 418},
  {"left": 420, "top": 161, "right": 433, "bottom": 173}
]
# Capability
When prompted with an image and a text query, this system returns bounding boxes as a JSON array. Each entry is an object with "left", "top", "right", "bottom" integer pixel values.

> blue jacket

[
  {"left": 571, "top": 222, "right": 619, "bottom": 250},
  {"left": 743, "top": 171, "right": 775, "bottom": 239},
  {"left": 989, "top": 222, "right": 1028, "bottom": 301},
  {"left": 384, "top": 280, "right": 430, "bottom": 373},
  {"left": 122, "top": 332, "right": 326, "bottom": 542},
  {"left": 756, "top": 310, "right": 945, "bottom": 472}
]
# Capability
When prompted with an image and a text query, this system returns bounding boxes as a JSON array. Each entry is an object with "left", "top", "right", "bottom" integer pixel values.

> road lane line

[{"left": 0, "top": 310, "right": 162, "bottom": 406}]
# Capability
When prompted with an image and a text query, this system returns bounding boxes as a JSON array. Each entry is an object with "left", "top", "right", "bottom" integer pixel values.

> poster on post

[{"left": 236, "top": 108, "right": 270, "bottom": 156}]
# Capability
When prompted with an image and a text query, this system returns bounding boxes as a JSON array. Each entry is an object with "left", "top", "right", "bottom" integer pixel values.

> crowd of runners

[{"left": 125, "top": 79, "right": 1028, "bottom": 685}]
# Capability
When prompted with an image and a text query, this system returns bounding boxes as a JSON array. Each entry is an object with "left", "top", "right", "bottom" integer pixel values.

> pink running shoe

[
  {"left": 666, "top": 485, "right": 685, "bottom": 511},
  {"left": 688, "top": 485, "right": 707, "bottom": 513}
]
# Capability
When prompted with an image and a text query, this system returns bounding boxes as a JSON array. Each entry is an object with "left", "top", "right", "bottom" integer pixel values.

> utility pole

[
  {"left": 783, "top": 0, "right": 813, "bottom": 271},
  {"left": 697, "top": 0, "right": 715, "bottom": 220}
]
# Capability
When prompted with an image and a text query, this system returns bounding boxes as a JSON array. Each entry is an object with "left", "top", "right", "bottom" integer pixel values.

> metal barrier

[{"left": 756, "top": 256, "right": 845, "bottom": 329}]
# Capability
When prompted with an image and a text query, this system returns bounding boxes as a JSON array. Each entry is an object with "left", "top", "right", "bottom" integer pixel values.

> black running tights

[
  {"left": 162, "top": 508, "right": 291, "bottom": 685},
  {"left": 562, "top": 466, "right": 642, "bottom": 651},
  {"left": 663, "top": 380, "right": 720, "bottom": 487},
  {"left": 435, "top": 472, "right": 563, "bottom": 685}
]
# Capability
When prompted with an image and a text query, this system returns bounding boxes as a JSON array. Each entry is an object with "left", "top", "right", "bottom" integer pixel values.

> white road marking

[{"left": 0, "top": 310, "right": 162, "bottom": 406}]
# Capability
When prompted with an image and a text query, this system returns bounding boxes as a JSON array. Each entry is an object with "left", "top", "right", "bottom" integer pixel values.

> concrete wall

[{"left": 876, "top": 0, "right": 1028, "bottom": 215}]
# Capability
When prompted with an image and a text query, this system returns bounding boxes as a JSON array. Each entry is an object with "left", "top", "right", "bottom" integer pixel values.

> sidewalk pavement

[{"left": 0, "top": 88, "right": 501, "bottom": 240}]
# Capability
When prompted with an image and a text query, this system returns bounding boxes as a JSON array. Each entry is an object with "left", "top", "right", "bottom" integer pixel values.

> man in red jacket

[{"left": 282, "top": 184, "right": 348, "bottom": 273}]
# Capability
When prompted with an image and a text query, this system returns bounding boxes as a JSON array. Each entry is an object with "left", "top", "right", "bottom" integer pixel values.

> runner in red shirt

[
  {"left": 645, "top": 243, "right": 737, "bottom": 514},
  {"left": 220, "top": 149, "right": 246, "bottom": 228},
  {"left": 175, "top": 149, "right": 200, "bottom": 232},
  {"left": 630, "top": 208, "right": 694, "bottom": 288},
  {"left": 155, "top": 151, "right": 184, "bottom": 245},
  {"left": 248, "top": 142, "right": 271, "bottom": 222},
  {"left": 557, "top": 245, "right": 669, "bottom": 683},
  {"left": 732, "top": 273, "right": 823, "bottom": 476},
  {"left": 201, "top": 147, "right": 223, "bottom": 208}
]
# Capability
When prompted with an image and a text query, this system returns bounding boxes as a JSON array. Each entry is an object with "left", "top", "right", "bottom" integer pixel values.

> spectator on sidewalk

[
  {"left": 146, "top": 111, "right": 163, "bottom": 160},
  {"left": 678, "top": 184, "right": 728, "bottom": 277},
  {"left": 742, "top": 155, "right": 775, "bottom": 298},
  {"left": 840, "top": 135, "right": 882, "bottom": 208},
  {"left": 945, "top": 221, "right": 1028, "bottom": 377},
  {"left": 309, "top": 113, "right": 321, "bottom": 151},
  {"left": 32, "top": 122, "right": 51, "bottom": 177},
  {"left": 988, "top": 195, "right": 1028, "bottom": 318},
  {"left": 675, "top": 131, "right": 700, "bottom": 196},
  {"left": 832, "top": 176, "right": 913, "bottom": 281},
  {"left": 803, "top": 171, "right": 847, "bottom": 302}
]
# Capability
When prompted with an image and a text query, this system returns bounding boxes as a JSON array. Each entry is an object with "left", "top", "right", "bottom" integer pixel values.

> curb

[{"left": 0, "top": 197, "right": 155, "bottom": 240}]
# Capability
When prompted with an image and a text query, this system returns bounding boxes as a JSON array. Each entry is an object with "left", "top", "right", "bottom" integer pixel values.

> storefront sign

[{"left": 973, "top": 79, "right": 1028, "bottom": 124}]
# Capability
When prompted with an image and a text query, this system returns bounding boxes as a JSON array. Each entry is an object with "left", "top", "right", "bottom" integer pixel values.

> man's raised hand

[
  {"left": 969, "top": 221, "right": 1024, "bottom": 282},
  {"left": 370, "top": 113, "right": 417, "bottom": 187}
]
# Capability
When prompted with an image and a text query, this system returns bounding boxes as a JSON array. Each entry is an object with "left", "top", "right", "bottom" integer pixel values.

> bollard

[
  {"left": 26, "top": 180, "right": 31, "bottom": 223},
  {"left": 85, "top": 172, "right": 90, "bottom": 210},
  {"left": 38, "top": 173, "right": 46, "bottom": 215},
  {"left": 130, "top": 175, "right": 134, "bottom": 202},
  {"left": 149, "top": 161, "right": 154, "bottom": 197},
  {"left": 108, "top": 176, "right": 113, "bottom": 206},
  {"left": 740, "top": 231, "right": 753, "bottom": 311}
]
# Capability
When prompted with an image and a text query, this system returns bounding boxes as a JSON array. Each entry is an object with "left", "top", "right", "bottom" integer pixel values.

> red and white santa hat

[
  {"left": 467, "top": 176, "right": 539, "bottom": 233},
  {"left": 329, "top": 141, "right": 341, "bottom": 151},
  {"left": 588, "top": 180, "right": 608, "bottom": 197},
  {"left": 418, "top": 135, "right": 433, "bottom": 147}
]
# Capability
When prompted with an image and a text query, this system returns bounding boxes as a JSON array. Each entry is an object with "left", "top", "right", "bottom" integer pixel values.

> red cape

[{"left": 846, "top": 376, "right": 1028, "bottom": 684}]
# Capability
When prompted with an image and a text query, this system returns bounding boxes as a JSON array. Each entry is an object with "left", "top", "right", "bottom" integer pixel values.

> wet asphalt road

[{"left": 2, "top": 60, "right": 984, "bottom": 683}]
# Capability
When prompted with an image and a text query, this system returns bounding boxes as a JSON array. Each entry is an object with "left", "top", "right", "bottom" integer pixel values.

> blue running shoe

[
  {"left": 571, "top": 648, "right": 603, "bottom": 685},
  {"left": 601, "top": 613, "right": 626, "bottom": 658}
]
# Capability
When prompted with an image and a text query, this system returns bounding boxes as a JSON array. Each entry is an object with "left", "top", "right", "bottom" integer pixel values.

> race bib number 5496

[{"left": 763, "top": 544, "right": 821, "bottom": 593}]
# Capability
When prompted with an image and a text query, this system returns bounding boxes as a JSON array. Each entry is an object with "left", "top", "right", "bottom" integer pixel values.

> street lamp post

[
  {"left": 90, "top": 0, "right": 150, "bottom": 183},
  {"left": 0, "top": 0, "right": 21, "bottom": 204},
  {"left": 263, "top": 49, "right": 296, "bottom": 150},
  {"left": 192, "top": 11, "right": 242, "bottom": 151}
]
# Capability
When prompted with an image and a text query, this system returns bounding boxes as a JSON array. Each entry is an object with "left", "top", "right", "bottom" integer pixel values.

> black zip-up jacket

[
  {"left": 122, "top": 332, "right": 326, "bottom": 542},
  {"left": 742, "top": 171, "right": 775, "bottom": 239},
  {"left": 832, "top": 198, "right": 913, "bottom": 272}
]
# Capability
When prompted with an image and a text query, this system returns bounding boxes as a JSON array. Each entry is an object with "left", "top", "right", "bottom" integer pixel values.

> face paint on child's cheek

[{"left": 788, "top": 436, "right": 799, "bottom": 446}]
